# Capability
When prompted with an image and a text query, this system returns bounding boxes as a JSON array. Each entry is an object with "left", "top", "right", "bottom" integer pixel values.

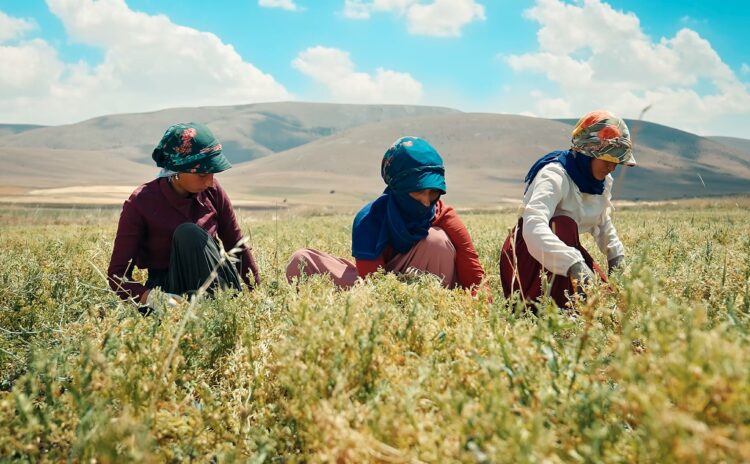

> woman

[
  {"left": 500, "top": 111, "right": 635, "bottom": 308},
  {"left": 107, "top": 122, "right": 260, "bottom": 311},
  {"left": 286, "top": 136, "right": 485, "bottom": 292}
]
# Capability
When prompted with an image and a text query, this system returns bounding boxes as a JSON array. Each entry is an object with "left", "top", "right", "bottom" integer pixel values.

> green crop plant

[{"left": 1, "top": 198, "right": 749, "bottom": 462}]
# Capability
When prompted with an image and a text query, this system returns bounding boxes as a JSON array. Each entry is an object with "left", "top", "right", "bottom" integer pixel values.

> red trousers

[{"left": 500, "top": 216, "right": 606, "bottom": 308}]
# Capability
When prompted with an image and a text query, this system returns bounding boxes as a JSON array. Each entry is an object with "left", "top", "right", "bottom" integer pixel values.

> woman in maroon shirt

[{"left": 107, "top": 122, "right": 260, "bottom": 311}]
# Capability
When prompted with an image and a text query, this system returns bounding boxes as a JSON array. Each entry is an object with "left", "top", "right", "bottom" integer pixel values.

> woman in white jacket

[{"left": 500, "top": 111, "right": 636, "bottom": 308}]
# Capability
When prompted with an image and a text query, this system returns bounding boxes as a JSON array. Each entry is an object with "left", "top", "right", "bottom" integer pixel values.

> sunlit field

[{"left": 1, "top": 198, "right": 749, "bottom": 462}]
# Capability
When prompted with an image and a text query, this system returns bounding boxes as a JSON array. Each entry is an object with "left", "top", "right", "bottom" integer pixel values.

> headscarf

[
  {"left": 571, "top": 110, "right": 636, "bottom": 166},
  {"left": 524, "top": 150, "right": 605, "bottom": 195},
  {"left": 151, "top": 122, "right": 232, "bottom": 174},
  {"left": 524, "top": 110, "right": 637, "bottom": 195},
  {"left": 157, "top": 168, "right": 178, "bottom": 178},
  {"left": 352, "top": 137, "right": 446, "bottom": 260}
]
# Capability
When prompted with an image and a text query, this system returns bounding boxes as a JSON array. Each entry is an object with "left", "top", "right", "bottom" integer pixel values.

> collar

[{"left": 158, "top": 177, "right": 194, "bottom": 219}]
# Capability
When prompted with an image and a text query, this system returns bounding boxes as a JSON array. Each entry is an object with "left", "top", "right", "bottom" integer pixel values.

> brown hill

[
  {"left": 1, "top": 103, "right": 747, "bottom": 207},
  {"left": 0, "top": 102, "right": 458, "bottom": 166},
  {"left": 0, "top": 102, "right": 456, "bottom": 204},
  {"left": 1, "top": 147, "right": 154, "bottom": 189},
  {"left": 220, "top": 113, "right": 750, "bottom": 207},
  {"left": 707, "top": 136, "right": 750, "bottom": 154},
  {"left": 0, "top": 124, "right": 46, "bottom": 137}
]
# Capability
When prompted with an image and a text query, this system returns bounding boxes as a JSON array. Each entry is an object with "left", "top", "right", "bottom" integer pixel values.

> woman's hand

[
  {"left": 607, "top": 255, "right": 625, "bottom": 275},
  {"left": 142, "top": 289, "right": 183, "bottom": 309},
  {"left": 471, "top": 282, "right": 494, "bottom": 303},
  {"left": 140, "top": 289, "right": 151, "bottom": 305},
  {"left": 568, "top": 261, "right": 595, "bottom": 298}
]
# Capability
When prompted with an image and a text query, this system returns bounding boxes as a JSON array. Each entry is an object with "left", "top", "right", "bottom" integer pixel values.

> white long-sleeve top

[{"left": 521, "top": 163, "right": 625, "bottom": 276}]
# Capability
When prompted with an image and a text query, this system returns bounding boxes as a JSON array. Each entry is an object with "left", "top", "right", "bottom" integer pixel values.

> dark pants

[
  {"left": 499, "top": 216, "right": 606, "bottom": 309},
  {"left": 146, "top": 223, "right": 242, "bottom": 298}
]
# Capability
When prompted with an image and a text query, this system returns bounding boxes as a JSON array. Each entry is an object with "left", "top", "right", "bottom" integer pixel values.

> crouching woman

[
  {"left": 107, "top": 122, "right": 260, "bottom": 312},
  {"left": 500, "top": 111, "right": 635, "bottom": 308},
  {"left": 286, "top": 136, "right": 485, "bottom": 293}
]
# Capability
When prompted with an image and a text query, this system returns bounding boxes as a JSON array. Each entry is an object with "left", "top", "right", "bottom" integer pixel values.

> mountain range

[{"left": 1, "top": 102, "right": 747, "bottom": 208}]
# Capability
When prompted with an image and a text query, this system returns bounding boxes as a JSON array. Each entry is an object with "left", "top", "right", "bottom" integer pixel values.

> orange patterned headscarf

[{"left": 571, "top": 111, "right": 636, "bottom": 166}]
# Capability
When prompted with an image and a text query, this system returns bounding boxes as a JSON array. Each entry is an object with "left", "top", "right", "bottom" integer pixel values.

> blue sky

[{"left": 1, "top": 0, "right": 748, "bottom": 138}]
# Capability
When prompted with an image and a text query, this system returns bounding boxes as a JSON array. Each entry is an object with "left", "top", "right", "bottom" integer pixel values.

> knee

[
  {"left": 422, "top": 227, "right": 456, "bottom": 258},
  {"left": 173, "top": 222, "right": 206, "bottom": 241},
  {"left": 286, "top": 249, "right": 312, "bottom": 279},
  {"left": 549, "top": 216, "right": 579, "bottom": 245}
]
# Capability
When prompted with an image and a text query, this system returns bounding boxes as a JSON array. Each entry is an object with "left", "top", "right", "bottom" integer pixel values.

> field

[{"left": 1, "top": 198, "right": 750, "bottom": 463}]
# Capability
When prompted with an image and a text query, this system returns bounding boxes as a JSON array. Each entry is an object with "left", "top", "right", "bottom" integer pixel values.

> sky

[{"left": 1, "top": 0, "right": 749, "bottom": 138}]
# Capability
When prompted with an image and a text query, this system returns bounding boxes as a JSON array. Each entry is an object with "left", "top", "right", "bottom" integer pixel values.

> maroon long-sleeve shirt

[
  {"left": 107, "top": 177, "right": 259, "bottom": 301},
  {"left": 355, "top": 200, "right": 485, "bottom": 291}
]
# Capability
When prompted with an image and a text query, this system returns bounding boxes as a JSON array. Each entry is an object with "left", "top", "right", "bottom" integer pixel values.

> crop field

[{"left": 1, "top": 198, "right": 750, "bottom": 463}]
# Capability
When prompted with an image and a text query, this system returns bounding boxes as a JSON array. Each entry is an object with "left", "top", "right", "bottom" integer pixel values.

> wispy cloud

[
  {"left": 258, "top": 0, "right": 303, "bottom": 12},
  {"left": 293, "top": 46, "right": 422, "bottom": 103},
  {"left": 679, "top": 15, "right": 707, "bottom": 26},
  {"left": 0, "top": 0, "right": 289, "bottom": 124},
  {"left": 505, "top": 0, "right": 750, "bottom": 135},
  {"left": 0, "top": 10, "right": 34, "bottom": 42},
  {"left": 342, "top": 0, "right": 485, "bottom": 37}
]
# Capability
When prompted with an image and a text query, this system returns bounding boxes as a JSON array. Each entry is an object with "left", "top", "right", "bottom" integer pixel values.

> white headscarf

[{"left": 157, "top": 168, "right": 178, "bottom": 178}]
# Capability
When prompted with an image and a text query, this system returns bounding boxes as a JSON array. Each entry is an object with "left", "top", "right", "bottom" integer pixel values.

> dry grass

[{"left": 1, "top": 200, "right": 749, "bottom": 462}]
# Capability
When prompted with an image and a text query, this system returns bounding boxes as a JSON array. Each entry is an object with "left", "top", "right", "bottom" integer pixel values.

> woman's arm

[
  {"left": 522, "top": 164, "right": 585, "bottom": 276},
  {"left": 434, "top": 206, "right": 485, "bottom": 290},
  {"left": 107, "top": 198, "right": 148, "bottom": 302},
  {"left": 214, "top": 181, "right": 260, "bottom": 288},
  {"left": 594, "top": 177, "right": 625, "bottom": 261}
]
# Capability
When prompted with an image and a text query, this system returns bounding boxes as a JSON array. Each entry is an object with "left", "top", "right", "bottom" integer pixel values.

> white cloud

[
  {"left": 505, "top": 0, "right": 750, "bottom": 136},
  {"left": 0, "top": 10, "right": 34, "bottom": 42},
  {"left": 258, "top": 0, "right": 302, "bottom": 12},
  {"left": 343, "top": 0, "right": 485, "bottom": 37},
  {"left": 342, "top": 0, "right": 373, "bottom": 19},
  {"left": 343, "top": 0, "right": 414, "bottom": 19},
  {"left": 293, "top": 46, "right": 423, "bottom": 103},
  {"left": 742, "top": 63, "right": 750, "bottom": 76},
  {"left": 0, "top": 0, "right": 289, "bottom": 125},
  {"left": 407, "top": 0, "right": 486, "bottom": 36},
  {"left": 0, "top": 40, "right": 63, "bottom": 98}
]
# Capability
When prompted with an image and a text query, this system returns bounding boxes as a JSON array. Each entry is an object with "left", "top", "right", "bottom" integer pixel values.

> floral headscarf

[
  {"left": 571, "top": 111, "right": 636, "bottom": 166},
  {"left": 151, "top": 122, "right": 232, "bottom": 174}
]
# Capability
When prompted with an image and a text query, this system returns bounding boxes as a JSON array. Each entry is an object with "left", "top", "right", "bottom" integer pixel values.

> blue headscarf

[
  {"left": 524, "top": 150, "right": 605, "bottom": 195},
  {"left": 352, "top": 137, "right": 446, "bottom": 260}
]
